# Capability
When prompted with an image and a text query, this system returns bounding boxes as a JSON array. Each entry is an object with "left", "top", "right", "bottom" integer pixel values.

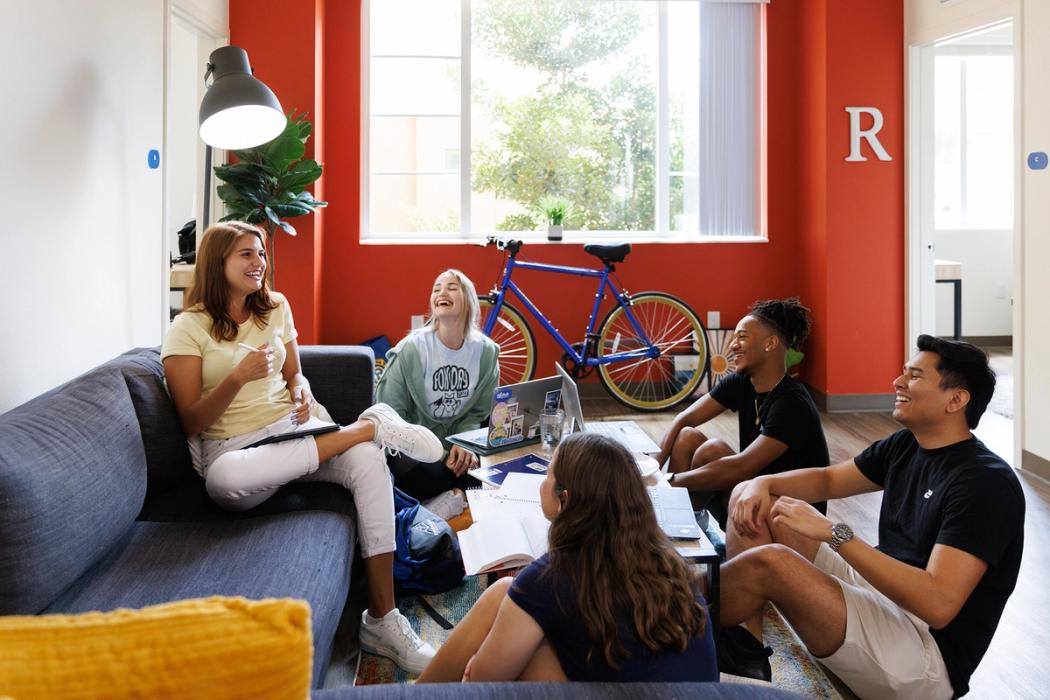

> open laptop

[
  {"left": 555, "top": 363, "right": 661, "bottom": 454},
  {"left": 446, "top": 375, "right": 563, "bottom": 454},
  {"left": 647, "top": 486, "right": 704, "bottom": 539}
]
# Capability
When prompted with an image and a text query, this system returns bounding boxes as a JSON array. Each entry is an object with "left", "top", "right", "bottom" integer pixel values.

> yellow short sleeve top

[{"left": 161, "top": 292, "right": 298, "bottom": 440}]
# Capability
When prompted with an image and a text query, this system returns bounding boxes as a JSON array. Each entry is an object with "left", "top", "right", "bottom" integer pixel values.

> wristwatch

[
  {"left": 668, "top": 472, "right": 677, "bottom": 486},
  {"left": 828, "top": 522, "right": 854, "bottom": 552}
]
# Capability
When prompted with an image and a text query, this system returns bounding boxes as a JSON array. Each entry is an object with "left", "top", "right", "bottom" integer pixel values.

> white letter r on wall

[{"left": 845, "top": 106, "right": 892, "bottom": 162}]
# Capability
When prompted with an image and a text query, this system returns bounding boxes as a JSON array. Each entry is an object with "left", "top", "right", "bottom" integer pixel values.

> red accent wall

[
  {"left": 823, "top": 0, "right": 905, "bottom": 395},
  {"left": 230, "top": 0, "right": 905, "bottom": 398}
]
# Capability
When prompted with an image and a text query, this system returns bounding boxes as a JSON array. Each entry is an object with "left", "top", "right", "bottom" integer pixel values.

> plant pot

[{"left": 547, "top": 224, "right": 563, "bottom": 241}]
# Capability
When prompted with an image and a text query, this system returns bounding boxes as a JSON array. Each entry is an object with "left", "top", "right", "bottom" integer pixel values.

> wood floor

[{"left": 585, "top": 397, "right": 1049, "bottom": 700}]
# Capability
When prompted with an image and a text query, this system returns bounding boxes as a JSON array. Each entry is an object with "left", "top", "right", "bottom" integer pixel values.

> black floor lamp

[{"left": 197, "top": 46, "right": 284, "bottom": 237}]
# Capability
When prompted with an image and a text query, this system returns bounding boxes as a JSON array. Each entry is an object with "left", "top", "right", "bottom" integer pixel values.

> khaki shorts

[{"left": 813, "top": 544, "right": 954, "bottom": 700}]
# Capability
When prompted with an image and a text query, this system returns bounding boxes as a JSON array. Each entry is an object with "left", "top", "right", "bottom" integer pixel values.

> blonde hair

[
  {"left": 425, "top": 268, "right": 481, "bottom": 339},
  {"left": 184, "top": 222, "right": 276, "bottom": 341}
]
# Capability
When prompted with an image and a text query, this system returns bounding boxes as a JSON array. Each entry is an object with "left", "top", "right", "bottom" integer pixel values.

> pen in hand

[{"left": 238, "top": 342, "right": 263, "bottom": 353}]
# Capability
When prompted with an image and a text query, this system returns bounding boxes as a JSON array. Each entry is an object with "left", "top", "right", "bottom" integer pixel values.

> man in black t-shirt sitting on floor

[
  {"left": 719, "top": 335, "right": 1025, "bottom": 698},
  {"left": 657, "top": 297, "right": 829, "bottom": 528}
]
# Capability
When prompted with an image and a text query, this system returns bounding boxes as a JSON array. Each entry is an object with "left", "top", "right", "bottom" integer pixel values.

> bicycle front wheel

[
  {"left": 479, "top": 297, "right": 537, "bottom": 385},
  {"left": 596, "top": 292, "right": 709, "bottom": 411}
]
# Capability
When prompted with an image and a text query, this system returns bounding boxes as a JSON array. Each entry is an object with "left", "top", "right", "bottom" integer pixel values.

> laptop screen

[
  {"left": 554, "top": 363, "right": 586, "bottom": 434},
  {"left": 488, "top": 375, "right": 562, "bottom": 448}
]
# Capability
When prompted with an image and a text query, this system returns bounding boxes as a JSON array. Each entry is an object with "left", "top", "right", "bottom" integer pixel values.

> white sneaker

[
  {"left": 422, "top": 488, "right": 467, "bottom": 520},
  {"left": 360, "top": 403, "right": 443, "bottom": 463},
  {"left": 359, "top": 609, "right": 437, "bottom": 675}
]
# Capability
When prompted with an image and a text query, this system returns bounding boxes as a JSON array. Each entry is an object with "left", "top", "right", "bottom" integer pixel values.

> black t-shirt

[
  {"left": 854, "top": 430, "right": 1025, "bottom": 697},
  {"left": 508, "top": 553, "right": 718, "bottom": 682},
  {"left": 709, "top": 372, "right": 830, "bottom": 487}
]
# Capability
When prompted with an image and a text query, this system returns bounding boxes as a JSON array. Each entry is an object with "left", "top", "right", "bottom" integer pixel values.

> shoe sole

[{"left": 359, "top": 640, "right": 431, "bottom": 676}]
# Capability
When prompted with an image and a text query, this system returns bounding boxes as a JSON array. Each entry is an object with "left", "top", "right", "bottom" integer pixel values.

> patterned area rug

[{"left": 355, "top": 577, "right": 840, "bottom": 697}]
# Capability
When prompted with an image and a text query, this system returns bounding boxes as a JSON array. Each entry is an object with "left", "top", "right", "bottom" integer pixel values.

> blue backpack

[{"left": 392, "top": 487, "right": 466, "bottom": 596}]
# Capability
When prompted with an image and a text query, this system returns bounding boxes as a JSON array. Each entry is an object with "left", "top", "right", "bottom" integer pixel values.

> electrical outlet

[
  {"left": 410, "top": 315, "right": 425, "bottom": 330},
  {"left": 707, "top": 311, "right": 720, "bottom": 330}
]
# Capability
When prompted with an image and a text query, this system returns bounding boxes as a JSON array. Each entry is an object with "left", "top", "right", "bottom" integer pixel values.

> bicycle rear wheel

[
  {"left": 479, "top": 297, "right": 537, "bottom": 385},
  {"left": 596, "top": 292, "right": 709, "bottom": 411}
]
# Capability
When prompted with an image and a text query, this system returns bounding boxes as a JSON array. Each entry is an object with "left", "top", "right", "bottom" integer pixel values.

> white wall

[
  {"left": 933, "top": 229, "right": 1013, "bottom": 337},
  {"left": 0, "top": 1, "right": 165, "bottom": 412},
  {"left": 1021, "top": 0, "right": 1050, "bottom": 464},
  {"left": 0, "top": 0, "right": 227, "bottom": 414}
]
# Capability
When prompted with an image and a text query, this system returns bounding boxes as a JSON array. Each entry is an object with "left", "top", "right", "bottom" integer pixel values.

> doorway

[
  {"left": 164, "top": 6, "right": 227, "bottom": 327},
  {"left": 906, "top": 20, "right": 1017, "bottom": 463}
]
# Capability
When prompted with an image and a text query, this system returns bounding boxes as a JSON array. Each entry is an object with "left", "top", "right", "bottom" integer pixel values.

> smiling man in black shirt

[
  {"left": 657, "top": 298, "right": 829, "bottom": 528},
  {"left": 719, "top": 335, "right": 1025, "bottom": 698}
]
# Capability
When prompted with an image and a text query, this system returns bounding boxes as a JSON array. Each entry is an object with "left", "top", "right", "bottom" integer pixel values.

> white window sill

[{"left": 360, "top": 232, "right": 768, "bottom": 246}]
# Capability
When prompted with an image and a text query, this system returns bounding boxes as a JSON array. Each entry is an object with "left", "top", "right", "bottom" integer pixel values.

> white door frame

[
  {"left": 904, "top": 7, "right": 1023, "bottom": 467},
  {"left": 162, "top": 1, "right": 228, "bottom": 333}
]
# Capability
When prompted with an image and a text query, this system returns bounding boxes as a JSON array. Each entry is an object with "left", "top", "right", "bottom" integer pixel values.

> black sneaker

[{"left": 718, "top": 625, "right": 773, "bottom": 683}]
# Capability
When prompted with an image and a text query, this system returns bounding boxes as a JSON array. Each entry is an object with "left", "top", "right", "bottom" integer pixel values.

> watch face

[{"left": 832, "top": 523, "right": 852, "bottom": 540}]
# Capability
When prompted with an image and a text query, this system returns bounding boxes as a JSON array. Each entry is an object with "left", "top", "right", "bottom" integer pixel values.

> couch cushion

[
  {"left": 104, "top": 347, "right": 195, "bottom": 499},
  {"left": 44, "top": 512, "right": 355, "bottom": 688},
  {"left": 0, "top": 367, "right": 146, "bottom": 615},
  {"left": 313, "top": 683, "right": 808, "bottom": 699},
  {"left": 138, "top": 479, "right": 359, "bottom": 523},
  {"left": 300, "top": 345, "right": 375, "bottom": 425}
]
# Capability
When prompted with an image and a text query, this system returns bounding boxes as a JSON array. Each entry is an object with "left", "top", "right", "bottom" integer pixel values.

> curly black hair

[{"left": 747, "top": 297, "right": 812, "bottom": 350}]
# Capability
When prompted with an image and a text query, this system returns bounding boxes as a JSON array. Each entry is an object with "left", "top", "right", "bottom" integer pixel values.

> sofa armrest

[{"left": 300, "top": 346, "right": 374, "bottom": 426}]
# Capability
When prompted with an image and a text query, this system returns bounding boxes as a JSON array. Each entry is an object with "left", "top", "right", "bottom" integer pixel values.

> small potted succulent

[{"left": 538, "top": 195, "right": 572, "bottom": 242}]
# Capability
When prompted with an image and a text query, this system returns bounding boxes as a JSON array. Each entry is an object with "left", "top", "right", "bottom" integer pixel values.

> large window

[{"left": 362, "top": 0, "right": 765, "bottom": 241}]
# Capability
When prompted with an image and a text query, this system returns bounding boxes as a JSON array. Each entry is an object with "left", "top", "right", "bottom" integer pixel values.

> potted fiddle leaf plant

[
  {"left": 538, "top": 195, "right": 572, "bottom": 242},
  {"left": 213, "top": 111, "right": 327, "bottom": 288}
]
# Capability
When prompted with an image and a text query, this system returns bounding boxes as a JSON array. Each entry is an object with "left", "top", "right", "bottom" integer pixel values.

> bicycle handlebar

[{"left": 485, "top": 236, "right": 523, "bottom": 255}]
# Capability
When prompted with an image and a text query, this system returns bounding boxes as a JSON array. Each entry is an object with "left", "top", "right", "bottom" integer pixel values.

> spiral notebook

[{"left": 460, "top": 473, "right": 550, "bottom": 574}]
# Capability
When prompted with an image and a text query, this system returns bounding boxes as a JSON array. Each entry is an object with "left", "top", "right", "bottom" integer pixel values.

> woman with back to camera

[
  {"left": 417, "top": 432, "right": 718, "bottom": 683},
  {"left": 162, "top": 221, "right": 442, "bottom": 674},
  {"left": 376, "top": 269, "right": 500, "bottom": 503}
]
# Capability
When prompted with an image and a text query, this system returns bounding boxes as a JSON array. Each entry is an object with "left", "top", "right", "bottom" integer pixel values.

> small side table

[
  {"left": 170, "top": 264, "right": 195, "bottom": 319},
  {"left": 935, "top": 259, "right": 962, "bottom": 340}
]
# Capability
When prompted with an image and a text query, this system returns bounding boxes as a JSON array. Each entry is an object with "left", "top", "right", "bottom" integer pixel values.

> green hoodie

[{"left": 376, "top": 331, "right": 500, "bottom": 448}]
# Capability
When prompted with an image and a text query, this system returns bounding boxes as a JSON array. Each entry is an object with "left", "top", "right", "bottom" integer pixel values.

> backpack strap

[{"left": 415, "top": 595, "right": 454, "bottom": 630}]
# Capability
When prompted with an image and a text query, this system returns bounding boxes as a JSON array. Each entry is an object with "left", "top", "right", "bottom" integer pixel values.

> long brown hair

[
  {"left": 184, "top": 222, "right": 277, "bottom": 341},
  {"left": 543, "top": 432, "right": 706, "bottom": 669}
]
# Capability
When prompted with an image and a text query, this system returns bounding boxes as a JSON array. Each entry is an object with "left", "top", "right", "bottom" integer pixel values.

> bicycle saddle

[{"left": 583, "top": 242, "right": 632, "bottom": 263}]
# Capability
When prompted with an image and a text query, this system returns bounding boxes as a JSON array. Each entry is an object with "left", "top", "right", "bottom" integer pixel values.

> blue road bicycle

[{"left": 479, "top": 237, "right": 709, "bottom": 412}]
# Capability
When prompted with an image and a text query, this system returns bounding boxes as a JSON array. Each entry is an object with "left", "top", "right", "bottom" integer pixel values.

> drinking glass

[{"left": 539, "top": 408, "right": 566, "bottom": 457}]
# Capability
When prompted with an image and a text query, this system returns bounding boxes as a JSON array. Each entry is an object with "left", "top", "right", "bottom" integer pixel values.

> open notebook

[{"left": 459, "top": 473, "right": 551, "bottom": 575}]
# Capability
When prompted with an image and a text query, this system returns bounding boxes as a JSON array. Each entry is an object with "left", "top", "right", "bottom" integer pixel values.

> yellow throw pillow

[{"left": 0, "top": 596, "right": 312, "bottom": 700}]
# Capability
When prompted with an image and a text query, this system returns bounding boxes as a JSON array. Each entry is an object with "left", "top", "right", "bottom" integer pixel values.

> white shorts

[{"left": 813, "top": 544, "right": 954, "bottom": 700}]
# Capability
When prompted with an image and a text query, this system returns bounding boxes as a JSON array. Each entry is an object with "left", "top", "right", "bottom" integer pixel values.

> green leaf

[
  {"left": 264, "top": 120, "right": 305, "bottom": 174},
  {"left": 271, "top": 202, "right": 313, "bottom": 218},
  {"left": 278, "top": 220, "right": 297, "bottom": 236}
]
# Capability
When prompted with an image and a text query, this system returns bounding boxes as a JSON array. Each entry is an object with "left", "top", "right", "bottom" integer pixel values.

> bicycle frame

[{"left": 481, "top": 255, "right": 660, "bottom": 367}]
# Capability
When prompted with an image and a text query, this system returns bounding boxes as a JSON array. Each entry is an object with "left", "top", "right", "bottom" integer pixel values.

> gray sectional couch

[{"left": 0, "top": 345, "right": 799, "bottom": 700}]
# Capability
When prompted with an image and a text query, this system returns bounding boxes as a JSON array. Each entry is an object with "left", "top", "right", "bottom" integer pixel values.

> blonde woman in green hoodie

[{"left": 377, "top": 269, "right": 500, "bottom": 500}]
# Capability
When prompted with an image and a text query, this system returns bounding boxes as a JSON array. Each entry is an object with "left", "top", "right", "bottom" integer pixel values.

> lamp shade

[{"left": 199, "top": 46, "right": 285, "bottom": 150}]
